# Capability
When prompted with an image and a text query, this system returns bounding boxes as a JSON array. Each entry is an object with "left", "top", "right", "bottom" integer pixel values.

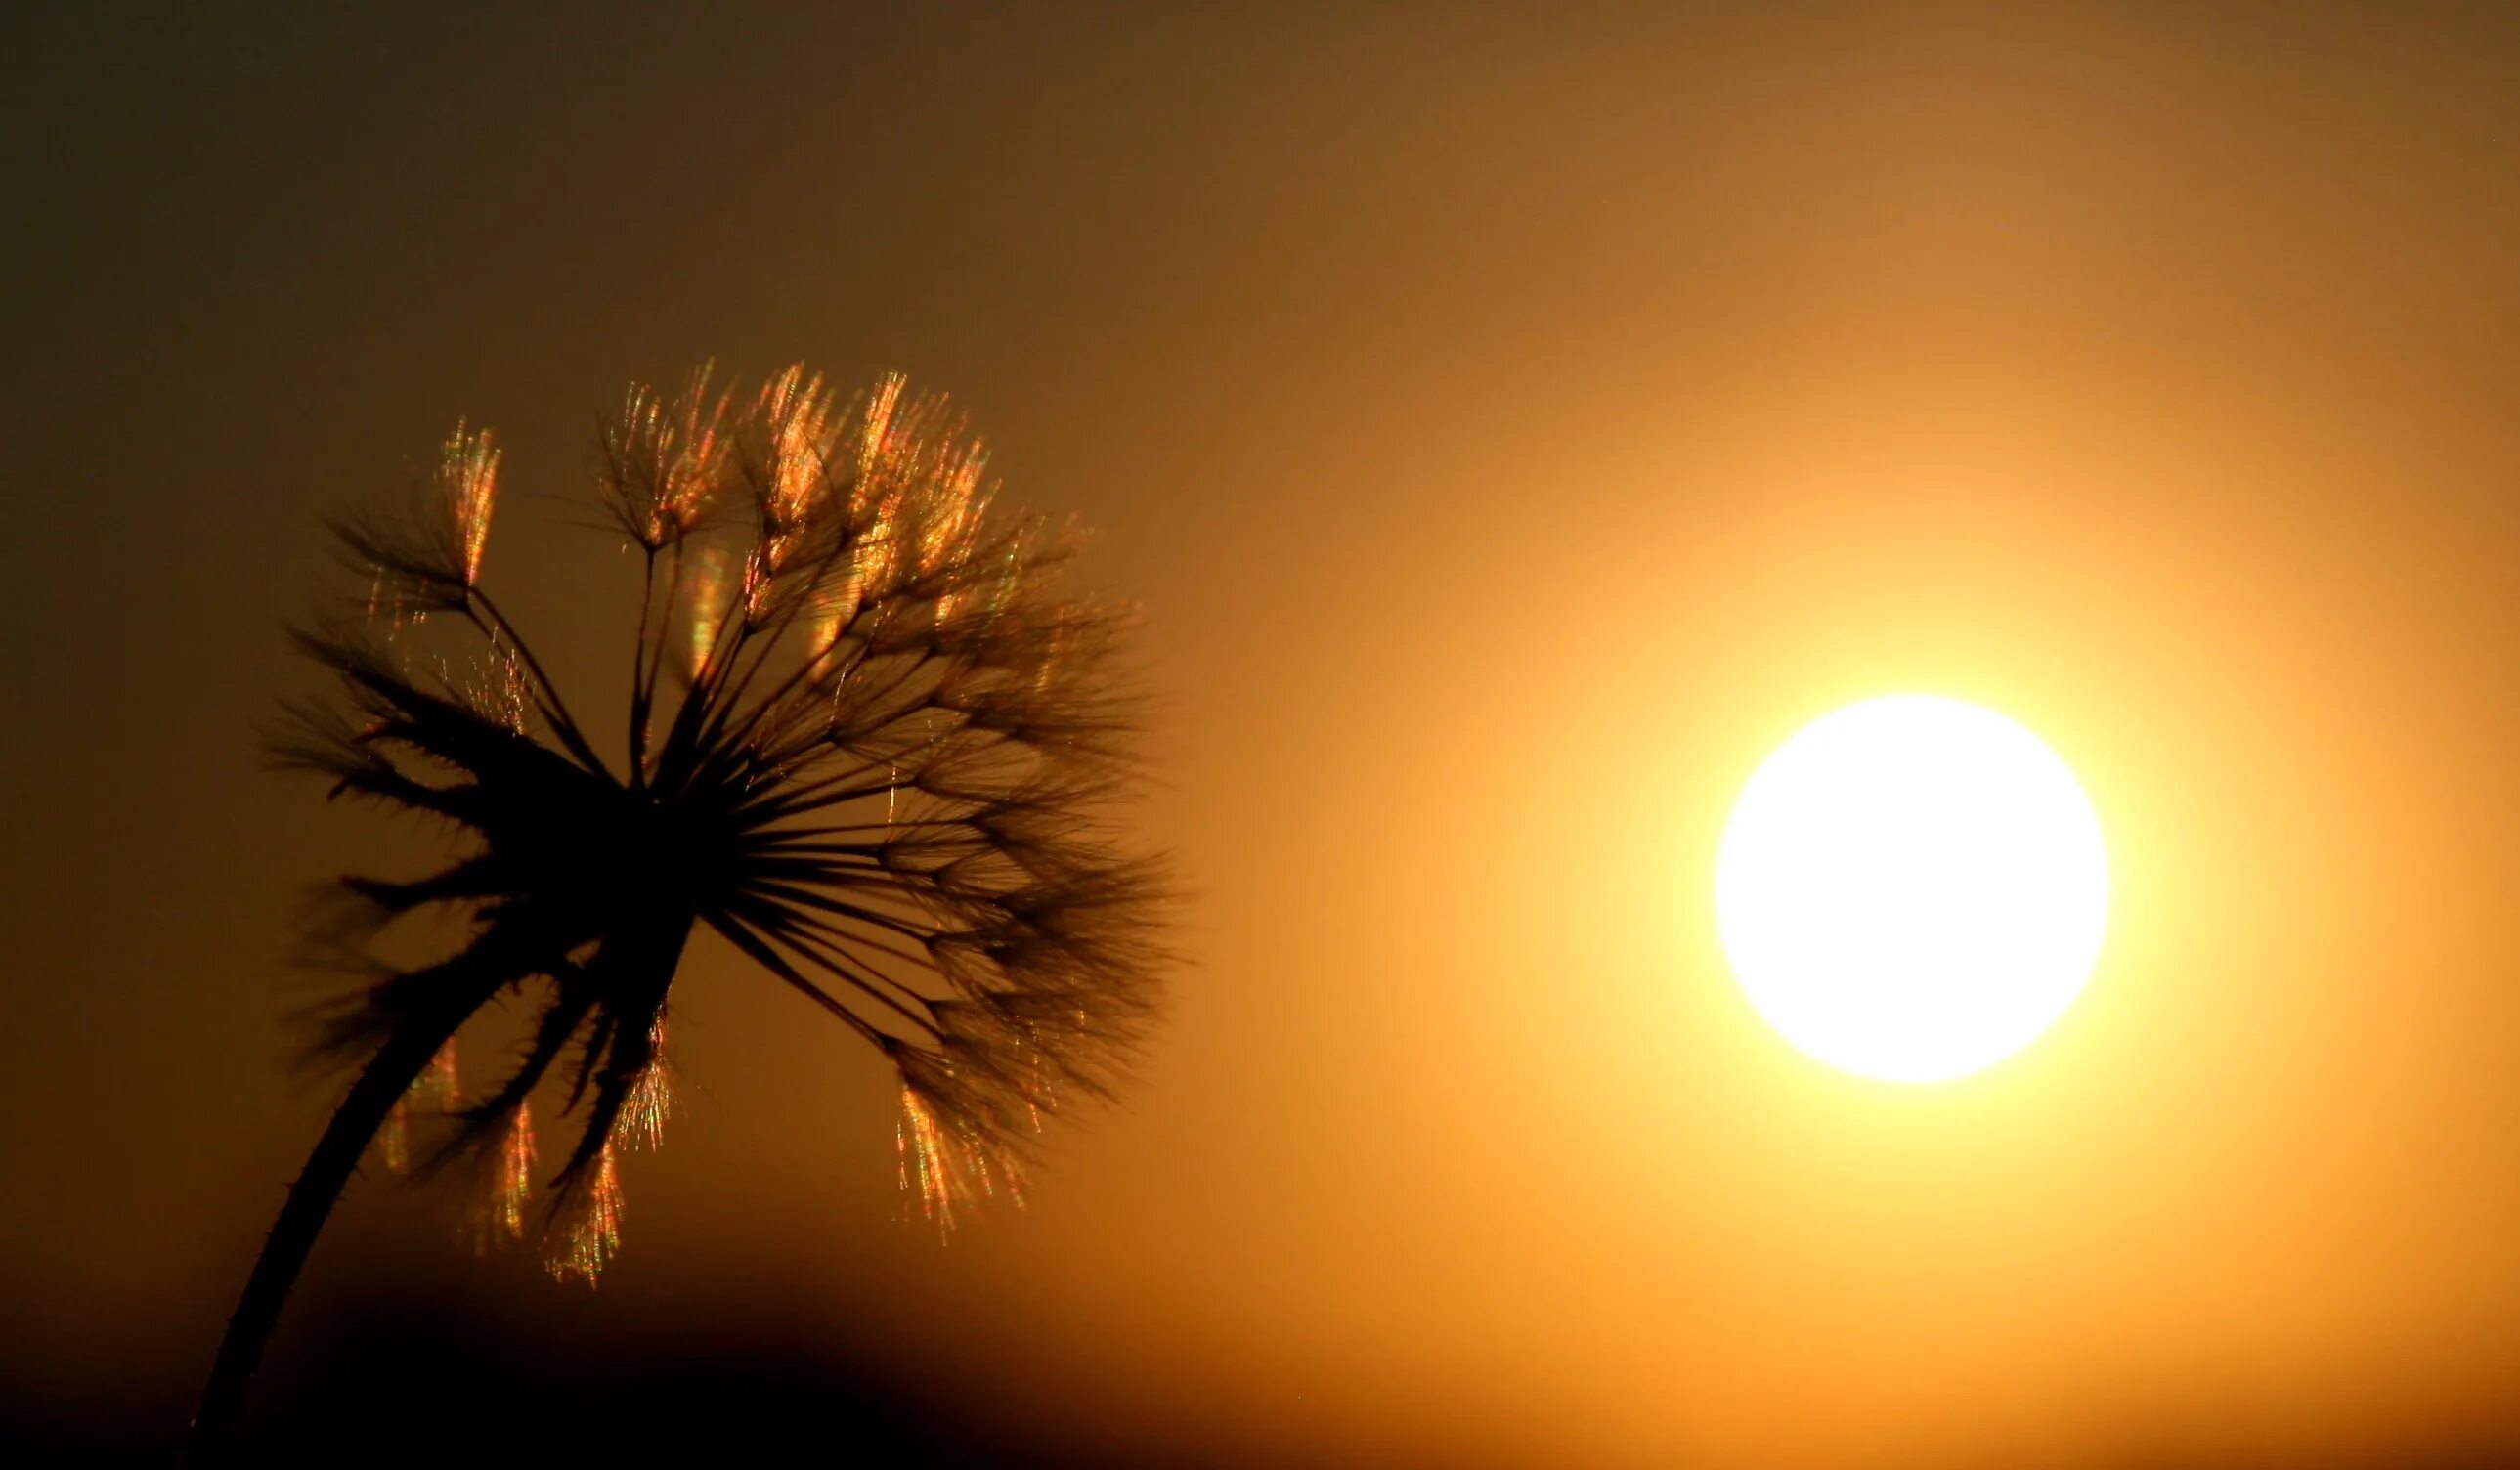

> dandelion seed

[
  {"left": 440, "top": 421, "right": 500, "bottom": 585},
  {"left": 858, "top": 371, "right": 904, "bottom": 495},
  {"left": 758, "top": 364, "right": 838, "bottom": 535},
  {"left": 897, "top": 1088, "right": 958, "bottom": 1232},
  {"left": 498, "top": 1106, "right": 536, "bottom": 1229},
  {"left": 454, "top": 1100, "right": 538, "bottom": 1256},
  {"left": 618, "top": 1021, "right": 673, "bottom": 1154},
  {"left": 546, "top": 1144, "right": 625, "bottom": 1284}
]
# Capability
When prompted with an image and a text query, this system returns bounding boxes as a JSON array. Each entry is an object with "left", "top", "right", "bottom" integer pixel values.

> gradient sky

[{"left": 7, "top": 4, "right": 2520, "bottom": 1463}]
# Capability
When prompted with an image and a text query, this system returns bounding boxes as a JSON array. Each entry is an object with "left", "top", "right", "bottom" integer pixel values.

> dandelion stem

[{"left": 189, "top": 956, "right": 512, "bottom": 1460}]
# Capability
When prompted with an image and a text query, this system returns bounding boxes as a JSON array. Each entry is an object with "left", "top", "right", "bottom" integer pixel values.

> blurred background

[{"left": 6, "top": 3, "right": 2520, "bottom": 1463}]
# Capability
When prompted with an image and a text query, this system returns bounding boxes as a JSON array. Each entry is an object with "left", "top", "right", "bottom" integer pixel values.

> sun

[{"left": 1716, "top": 694, "right": 2108, "bottom": 1084}]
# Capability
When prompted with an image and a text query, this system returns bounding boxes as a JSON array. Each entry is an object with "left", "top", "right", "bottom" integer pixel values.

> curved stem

[{"left": 188, "top": 977, "right": 503, "bottom": 1460}]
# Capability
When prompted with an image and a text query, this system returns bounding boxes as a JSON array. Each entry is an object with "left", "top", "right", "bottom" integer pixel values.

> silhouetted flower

[{"left": 195, "top": 366, "right": 1169, "bottom": 1453}]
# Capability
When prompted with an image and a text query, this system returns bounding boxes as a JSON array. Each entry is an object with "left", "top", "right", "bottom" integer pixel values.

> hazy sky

[{"left": 7, "top": 4, "right": 2520, "bottom": 1463}]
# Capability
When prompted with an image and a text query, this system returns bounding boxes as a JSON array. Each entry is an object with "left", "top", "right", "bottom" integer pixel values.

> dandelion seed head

[{"left": 282, "top": 361, "right": 1168, "bottom": 1282}]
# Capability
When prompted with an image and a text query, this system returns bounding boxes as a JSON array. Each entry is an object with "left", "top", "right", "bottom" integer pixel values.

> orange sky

[{"left": 5, "top": 4, "right": 2520, "bottom": 1462}]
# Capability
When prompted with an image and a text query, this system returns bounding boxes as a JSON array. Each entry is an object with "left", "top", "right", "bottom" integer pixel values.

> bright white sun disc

[{"left": 1716, "top": 695, "right": 2108, "bottom": 1083}]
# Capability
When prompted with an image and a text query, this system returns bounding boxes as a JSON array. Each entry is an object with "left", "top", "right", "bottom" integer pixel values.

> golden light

[{"left": 1716, "top": 694, "right": 2109, "bottom": 1083}]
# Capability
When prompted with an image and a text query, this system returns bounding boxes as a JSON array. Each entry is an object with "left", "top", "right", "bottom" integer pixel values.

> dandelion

[{"left": 192, "top": 366, "right": 1170, "bottom": 1456}]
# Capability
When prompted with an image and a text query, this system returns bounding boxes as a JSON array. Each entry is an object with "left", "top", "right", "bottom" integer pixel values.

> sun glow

[{"left": 1716, "top": 695, "right": 2108, "bottom": 1083}]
